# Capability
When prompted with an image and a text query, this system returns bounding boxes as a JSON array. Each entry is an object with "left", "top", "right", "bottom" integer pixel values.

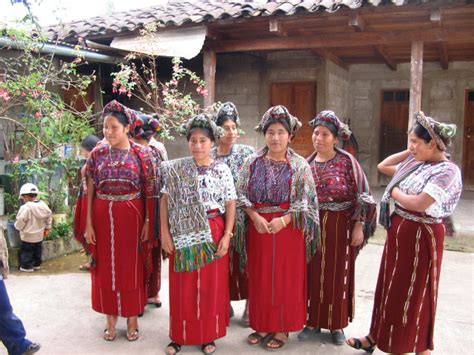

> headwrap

[
  {"left": 102, "top": 100, "right": 140, "bottom": 128},
  {"left": 177, "top": 113, "right": 224, "bottom": 141},
  {"left": 132, "top": 113, "right": 161, "bottom": 141},
  {"left": 414, "top": 111, "right": 456, "bottom": 151},
  {"left": 309, "top": 110, "right": 351, "bottom": 141},
  {"left": 255, "top": 105, "right": 302, "bottom": 135},
  {"left": 216, "top": 102, "right": 240, "bottom": 126}
]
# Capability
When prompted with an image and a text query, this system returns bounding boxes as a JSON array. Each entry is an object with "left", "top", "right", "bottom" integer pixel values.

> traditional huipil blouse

[
  {"left": 237, "top": 148, "right": 320, "bottom": 261},
  {"left": 160, "top": 157, "right": 236, "bottom": 272}
]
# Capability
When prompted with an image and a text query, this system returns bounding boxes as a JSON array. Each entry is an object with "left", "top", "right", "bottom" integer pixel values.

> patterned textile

[
  {"left": 86, "top": 142, "right": 157, "bottom": 198},
  {"left": 308, "top": 148, "right": 376, "bottom": 243},
  {"left": 247, "top": 157, "right": 292, "bottom": 205},
  {"left": 102, "top": 100, "right": 141, "bottom": 128},
  {"left": 237, "top": 147, "right": 320, "bottom": 264},
  {"left": 216, "top": 102, "right": 240, "bottom": 126},
  {"left": 210, "top": 144, "right": 255, "bottom": 183},
  {"left": 149, "top": 137, "right": 168, "bottom": 161},
  {"left": 161, "top": 157, "right": 236, "bottom": 272},
  {"left": 177, "top": 113, "right": 224, "bottom": 141},
  {"left": 309, "top": 110, "right": 351, "bottom": 141},
  {"left": 415, "top": 111, "right": 456, "bottom": 151},
  {"left": 397, "top": 160, "right": 462, "bottom": 218},
  {"left": 255, "top": 105, "right": 302, "bottom": 135},
  {"left": 132, "top": 113, "right": 161, "bottom": 140}
]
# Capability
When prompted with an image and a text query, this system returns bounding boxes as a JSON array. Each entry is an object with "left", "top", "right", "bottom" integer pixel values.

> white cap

[{"left": 19, "top": 183, "right": 41, "bottom": 197}]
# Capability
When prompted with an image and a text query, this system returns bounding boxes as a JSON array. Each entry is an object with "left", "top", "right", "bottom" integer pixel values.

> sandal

[
  {"left": 265, "top": 333, "right": 288, "bottom": 352},
  {"left": 331, "top": 329, "right": 345, "bottom": 346},
  {"left": 79, "top": 263, "right": 90, "bottom": 271},
  {"left": 103, "top": 329, "right": 116, "bottom": 341},
  {"left": 247, "top": 332, "right": 274, "bottom": 347},
  {"left": 166, "top": 342, "right": 181, "bottom": 355},
  {"left": 126, "top": 329, "right": 139, "bottom": 342},
  {"left": 346, "top": 336, "right": 376, "bottom": 353},
  {"left": 201, "top": 341, "right": 216, "bottom": 354},
  {"left": 297, "top": 326, "right": 321, "bottom": 341}
]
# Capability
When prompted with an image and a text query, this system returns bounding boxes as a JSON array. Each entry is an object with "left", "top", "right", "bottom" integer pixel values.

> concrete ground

[{"left": 2, "top": 244, "right": 473, "bottom": 355}]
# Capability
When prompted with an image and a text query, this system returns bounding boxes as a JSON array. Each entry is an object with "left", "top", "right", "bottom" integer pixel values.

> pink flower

[
  {"left": 0, "top": 89, "right": 10, "bottom": 101},
  {"left": 35, "top": 111, "right": 43, "bottom": 119},
  {"left": 31, "top": 90, "right": 39, "bottom": 99},
  {"left": 170, "top": 79, "right": 178, "bottom": 86},
  {"left": 192, "top": 80, "right": 198, "bottom": 84},
  {"left": 201, "top": 89, "right": 209, "bottom": 96},
  {"left": 127, "top": 92, "right": 132, "bottom": 98},
  {"left": 118, "top": 87, "right": 127, "bottom": 95},
  {"left": 196, "top": 87, "right": 202, "bottom": 94}
]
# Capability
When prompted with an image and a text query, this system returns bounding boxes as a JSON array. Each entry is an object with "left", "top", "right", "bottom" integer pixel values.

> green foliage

[{"left": 46, "top": 221, "right": 72, "bottom": 240}]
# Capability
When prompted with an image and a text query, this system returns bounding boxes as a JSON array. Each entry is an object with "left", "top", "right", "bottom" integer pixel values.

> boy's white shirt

[{"left": 14, "top": 200, "right": 52, "bottom": 243}]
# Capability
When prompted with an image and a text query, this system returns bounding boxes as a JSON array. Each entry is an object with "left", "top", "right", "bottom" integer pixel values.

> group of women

[{"left": 77, "top": 99, "right": 462, "bottom": 355}]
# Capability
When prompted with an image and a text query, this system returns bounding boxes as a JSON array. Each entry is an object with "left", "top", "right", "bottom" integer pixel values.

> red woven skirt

[
  {"left": 369, "top": 213, "right": 445, "bottom": 353},
  {"left": 169, "top": 216, "right": 230, "bottom": 345},
  {"left": 308, "top": 209, "right": 356, "bottom": 330},
  {"left": 248, "top": 203, "right": 307, "bottom": 333},
  {"left": 91, "top": 198, "right": 146, "bottom": 317}
]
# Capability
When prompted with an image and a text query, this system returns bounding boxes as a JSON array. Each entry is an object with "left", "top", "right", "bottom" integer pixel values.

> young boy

[{"left": 14, "top": 183, "right": 52, "bottom": 273}]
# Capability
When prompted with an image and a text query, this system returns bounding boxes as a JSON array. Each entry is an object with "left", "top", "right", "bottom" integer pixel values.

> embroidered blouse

[
  {"left": 247, "top": 156, "right": 292, "bottom": 205},
  {"left": 397, "top": 160, "right": 462, "bottom": 218},
  {"left": 310, "top": 152, "right": 356, "bottom": 205},
  {"left": 86, "top": 143, "right": 155, "bottom": 196},
  {"left": 211, "top": 144, "right": 256, "bottom": 184}
]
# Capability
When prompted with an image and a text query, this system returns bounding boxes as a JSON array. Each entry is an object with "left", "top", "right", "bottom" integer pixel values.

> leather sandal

[
  {"left": 346, "top": 336, "right": 376, "bottom": 353},
  {"left": 297, "top": 326, "right": 321, "bottom": 341},
  {"left": 201, "top": 341, "right": 216, "bottom": 354},
  {"left": 103, "top": 329, "right": 116, "bottom": 341},
  {"left": 166, "top": 342, "right": 181, "bottom": 355},
  {"left": 247, "top": 332, "right": 274, "bottom": 347},
  {"left": 330, "top": 329, "right": 346, "bottom": 346},
  {"left": 265, "top": 333, "right": 288, "bottom": 351}
]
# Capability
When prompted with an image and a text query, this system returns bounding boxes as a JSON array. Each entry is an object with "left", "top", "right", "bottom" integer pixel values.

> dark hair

[
  {"left": 262, "top": 118, "right": 291, "bottom": 135},
  {"left": 103, "top": 111, "right": 129, "bottom": 127},
  {"left": 23, "top": 193, "right": 38, "bottom": 198},
  {"left": 81, "top": 135, "right": 100, "bottom": 152},
  {"left": 186, "top": 127, "right": 215, "bottom": 142},
  {"left": 313, "top": 120, "right": 338, "bottom": 137},
  {"left": 216, "top": 115, "right": 236, "bottom": 127},
  {"left": 410, "top": 123, "right": 451, "bottom": 147}
]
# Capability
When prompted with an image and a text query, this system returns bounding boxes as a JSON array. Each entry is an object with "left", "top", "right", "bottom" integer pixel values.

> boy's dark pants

[{"left": 20, "top": 241, "right": 42, "bottom": 269}]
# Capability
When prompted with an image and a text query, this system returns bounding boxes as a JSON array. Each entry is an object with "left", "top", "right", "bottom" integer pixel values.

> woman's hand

[
  {"left": 391, "top": 187, "right": 400, "bottom": 199},
  {"left": 161, "top": 232, "right": 175, "bottom": 255},
  {"left": 268, "top": 218, "right": 285, "bottom": 235},
  {"left": 140, "top": 220, "right": 150, "bottom": 242},
  {"left": 85, "top": 222, "right": 96, "bottom": 245},
  {"left": 251, "top": 214, "right": 271, "bottom": 234},
  {"left": 351, "top": 222, "right": 364, "bottom": 247},
  {"left": 215, "top": 234, "right": 231, "bottom": 258}
]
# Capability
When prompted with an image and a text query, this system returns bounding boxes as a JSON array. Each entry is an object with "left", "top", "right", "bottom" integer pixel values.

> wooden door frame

[
  {"left": 268, "top": 81, "right": 317, "bottom": 108},
  {"left": 378, "top": 88, "right": 410, "bottom": 163},
  {"left": 463, "top": 89, "right": 474, "bottom": 182}
]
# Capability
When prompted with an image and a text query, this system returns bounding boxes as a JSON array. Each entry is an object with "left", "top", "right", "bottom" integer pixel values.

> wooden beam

[
  {"left": 374, "top": 45, "right": 397, "bottom": 71},
  {"left": 312, "top": 49, "right": 348, "bottom": 70},
  {"left": 206, "top": 27, "right": 221, "bottom": 40},
  {"left": 211, "top": 28, "right": 474, "bottom": 53},
  {"left": 348, "top": 13, "right": 366, "bottom": 32},
  {"left": 438, "top": 42, "right": 449, "bottom": 70},
  {"left": 408, "top": 41, "right": 423, "bottom": 126},
  {"left": 203, "top": 49, "right": 216, "bottom": 108},
  {"left": 269, "top": 19, "right": 287, "bottom": 37},
  {"left": 430, "top": 8, "right": 442, "bottom": 27}
]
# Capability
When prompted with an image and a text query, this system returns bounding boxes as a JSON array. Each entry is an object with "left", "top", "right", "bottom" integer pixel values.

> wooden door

[
  {"left": 380, "top": 90, "right": 410, "bottom": 158},
  {"left": 63, "top": 86, "right": 94, "bottom": 112},
  {"left": 270, "top": 82, "right": 316, "bottom": 157},
  {"left": 463, "top": 90, "right": 474, "bottom": 187}
]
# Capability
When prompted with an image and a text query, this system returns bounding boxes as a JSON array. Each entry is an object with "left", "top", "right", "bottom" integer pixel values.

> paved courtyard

[{"left": 2, "top": 244, "right": 473, "bottom": 355}]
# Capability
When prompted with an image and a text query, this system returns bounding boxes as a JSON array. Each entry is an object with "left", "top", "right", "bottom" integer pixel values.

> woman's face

[
  {"left": 188, "top": 129, "right": 214, "bottom": 161},
  {"left": 103, "top": 115, "right": 129, "bottom": 147},
  {"left": 312, "top": 125, "right": 338, "bottom": 155},
  {"left": 219, "top": 119, "right": 238, "bottom": 146},
  {"left": 408, "top": 131, "right": 436, "bottom": 161},
  {"left": 264, "top": 122, "right": 290, "bottom": 155}
]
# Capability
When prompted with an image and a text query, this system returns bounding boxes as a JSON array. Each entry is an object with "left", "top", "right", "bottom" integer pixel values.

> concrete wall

[{"left": 349, "top": 61, "right": 474, "bottom": 185}]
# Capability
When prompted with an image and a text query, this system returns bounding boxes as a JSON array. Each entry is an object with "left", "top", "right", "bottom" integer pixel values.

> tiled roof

[{"left": 47, "top": 0, "right": 412, "bottom": 41}]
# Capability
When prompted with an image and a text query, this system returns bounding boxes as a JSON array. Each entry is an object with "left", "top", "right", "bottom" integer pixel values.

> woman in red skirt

[
  {"left": 160, "top": 114, "right": 236, "bottom": 355},
  {"left": 347, "top": 111, "right": 462, "bottom": 354},
  {"left": 236, "top": 105, "right": 320, "bottom": 351},
  {"left": 130, "top": 114, "right": 166, "bottom": 309},
  {"left": 85, "top": 101, "right": 157, "bottom": 342},
  {"left": 211, "top": 102, "right": 255, "bottom": 324},
  {"left": 301, "top": 111, "right": 376, "bottom": 345}
]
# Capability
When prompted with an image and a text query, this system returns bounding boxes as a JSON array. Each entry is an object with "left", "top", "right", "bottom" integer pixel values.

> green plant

[{"left": 46, "top": 221, "right": 72, "bottom": 240}]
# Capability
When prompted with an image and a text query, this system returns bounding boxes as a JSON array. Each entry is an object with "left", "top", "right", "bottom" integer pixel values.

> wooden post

[
  {"left": 203, "top": 49, "right": 216, "bottom": 108},
  {"left": 408, "top": 41, "right": 423, "bottom": 125}
]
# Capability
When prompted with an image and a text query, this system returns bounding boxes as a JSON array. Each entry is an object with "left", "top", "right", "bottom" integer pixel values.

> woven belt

[
  {"left": 319, "top": 201, "right": 353, "bottom": 211},
  {"left": 255, "top": 206, "right": 288, "bottom": 214},
  {"left": 96, "top": 192, "right": 142, "bottom": 201},
  {"left": 394, "top": 207, "right": 441, "bottom": 224}
]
